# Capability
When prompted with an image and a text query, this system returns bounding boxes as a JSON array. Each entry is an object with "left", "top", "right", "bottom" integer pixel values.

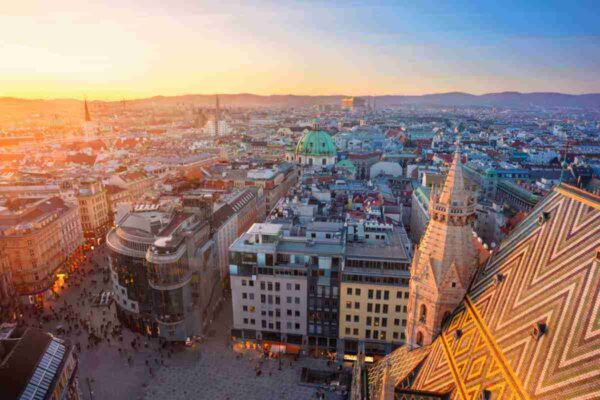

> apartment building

[
  {"left": 109, "top": 171, "right": 155, "bottom": 203},
  {"left": 0, "top": 197, "right": 83, "bottom": 305},
  {"left": 77, "top": 178, "right": 111, "bottom": 244},
  {"left": 339, "top": 221, "right": 412, "bottom": 359}
]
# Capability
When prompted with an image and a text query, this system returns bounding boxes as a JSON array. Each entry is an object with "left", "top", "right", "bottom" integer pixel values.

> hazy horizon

[{"left": 1, "top": 1, "right": 599, "bottom": 100}]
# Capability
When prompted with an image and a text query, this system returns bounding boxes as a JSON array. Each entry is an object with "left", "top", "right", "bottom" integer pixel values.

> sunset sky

[{"left": 1, "top": 0, "right": 599, "bottom": 100}]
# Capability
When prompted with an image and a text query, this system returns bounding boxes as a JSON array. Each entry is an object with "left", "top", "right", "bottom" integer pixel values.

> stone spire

[
  {"left": 84, "top": 99, "right": 91, "bottom": 122},
  {"left": 405, "top": 146, "right": 478, "bottom": 350}
]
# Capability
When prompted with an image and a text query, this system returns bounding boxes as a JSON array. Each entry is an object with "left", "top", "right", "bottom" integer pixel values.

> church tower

[
  {"left": 406, "top": 146, "right": 478, "bottom": 349},
  {"left": 83, "top": 99, "right": 97, "bottom": 140}
]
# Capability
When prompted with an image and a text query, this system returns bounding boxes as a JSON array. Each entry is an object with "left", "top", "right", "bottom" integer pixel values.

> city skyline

[{"left": 2, "top": 0, "right": 599, "bottom": 100}]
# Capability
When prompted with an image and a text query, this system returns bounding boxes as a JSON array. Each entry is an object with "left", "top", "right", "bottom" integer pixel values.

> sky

[{"left": 1, "top": 0, "right": 599, "bottom": 100}]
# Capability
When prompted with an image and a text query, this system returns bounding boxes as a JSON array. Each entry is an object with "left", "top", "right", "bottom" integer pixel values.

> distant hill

[{"left": 2, "top": 92, "right": 600, "bottom": 113}]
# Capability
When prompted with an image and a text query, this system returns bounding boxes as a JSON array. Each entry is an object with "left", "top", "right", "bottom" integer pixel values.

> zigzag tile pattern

[{"left": 369, "top": 185, "right": 600, "bottom": 400}]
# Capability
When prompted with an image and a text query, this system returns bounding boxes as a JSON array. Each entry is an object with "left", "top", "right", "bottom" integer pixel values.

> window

[
  {"left": 261, "top": 310, "right": 266, "bottom": 316},
  {"left": 249, "top": 306, "right": 255, "bottom": 312},
  {"left": 382, "top": 318, "right": 387, "bottom": 327},
  {"left": 276, "top": 322, "right": 280, "bottom": 330},
  {"left": 262, "top": 320, "right": 266, "bottom": 328},
  {"left": 374, "top": 317, "right": 380, "bottom": 327},
  {"left": 373, "top": 330, "right": 379, "bottom": 340},
  {"left": 268, "top": 282, "right": 273, "bottom": 291},
  {"left": 242, "top": 280, "right": 247, "bottom": 286},
  {"left": 395, "top": 305, "right": 401, "bottom": 312},
  {"left": 260, "top": 282, "right": 265, "bottom": 290},
  {"left": 268, "top": 310, "right": 273, "bottom": 317},
  {"left": 416, "top": 331, "right": 424, "bottom": 346},
  {"left": 355, "top": 288, "right": 361, "bottom": 296},
  {"left": 242, "top": 293, "right": 247, "bottom": 299},
  {"left": 375, "top": 304, "right": 381, "bottom": 313},
  {"left": 383, "top": 305, "right": 388, "bottom": 314},
  {"left": 260, "top": 295, "right": 266, "bottom": 303},
  {"left": 249, "top": 280, "right": 254, "bottom": 287},
  {"left": 367, "top": 317, "right": 372, "bottom": 326},
  {"left": 286, "top": 283, "right": 292, "bottom": 290},
  {"left": 268, "top": 295, "right": 273, "bottom": 304},
  {"left": 367, "top": 303, "right": 373, "bottom": 312},
  {"left": 403, "top": 305, "right": 407, "bottom": 313},
  {"left": 345, "top": 327, "right": 351, "bottom": 335},
  {"left": 243, "top": 318, "right": 248, "bottom": 324},
  {"left": 249, "top": 293, "right": 254, "bottom": 300},
  {"left": 295, "top": 297, "right": 300, "bottom": 304},
  {"left": 393, "top": 332, "right": 398, "bottom": 339},
  {"left": 402, "top": 319, "right": 407, "bottom": 327},
  {"left": 275, "top": 309, "right": 280, "bottom": 317},
  {"left": 275, "top": 296, "right": 280, "bottom": 305},
  {"left": 396, "top": 291, "right": 402, "bottom": 299},
  {"left": 268, "top": 323, "right": 274, "bottom": 330},
  {"left": 250, "top": 319, "right": 255, "bottom": 325},
  {"left": 275, "top": 282, "right": 280, "bottom": 291},
  {"left": 404, "top": 292, "right": 409, "bottom": 299},
  {"left": 354, "top": 302, "right": 360, "bottom": 309},
  {"left": 354, "top": 315, "right": 359, "bottom": 323},
  {"left": 366, "top": 330, "right": 371, "bottom": 339},
  {"left": 419, "top": 304, "right": 427, "bottom": 323},
  {"left": 243, "top": 305, "right": 248, "bottom": 312},
  {"left": 368, "top": 289, "right": 374, "bottom": 299},
  {"left": 287, "top": 309, "right": 292, "bottom": 316},
  {"left": 394, "top": 318, "right": 400, "bottom": 326},
  {"left": 376, "top": 290, "right": 381, "bottom": 300},
  {"left": 452, "top": 282, "right": 456, "bottom": 288},
  {"left": 346, "top": 314, "right": 351, "bottom": 322},
  {"left": 384, "top": 290, "right": 389, "bottom": 300},
  {"left": 287, "top": 322, "right": 292, "bottom": 329},
  {"left": 295, "top": 323, "right": 300, "bottom": 329},
  {"left": 295, "top": 311, "right": 300, "bottom": 317},
  {"left": 346, "top": 301, "right": 352, "bottom": 309},
  {"left": 295, "top": 284, "right": 300, "bottom": 290},
  {"left": 287, "top": 296, "right": 292, "bottom": 304},
  {"left": 347, "top": 287, "right": 352, "bottom": 295}
]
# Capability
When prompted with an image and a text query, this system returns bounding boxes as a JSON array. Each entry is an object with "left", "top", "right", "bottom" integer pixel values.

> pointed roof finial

[{"left": 438, "top": 144, "right": 468, "bottom": 206}]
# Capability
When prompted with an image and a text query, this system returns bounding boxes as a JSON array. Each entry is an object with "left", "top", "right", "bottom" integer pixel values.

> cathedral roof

[{"left": 365, "top": 183, "right": 600, "bottom": 399}]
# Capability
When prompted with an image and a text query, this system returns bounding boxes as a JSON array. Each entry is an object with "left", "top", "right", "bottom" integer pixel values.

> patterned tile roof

[{"left": 367, "top": 184, "right": 600, "bottom": 400}]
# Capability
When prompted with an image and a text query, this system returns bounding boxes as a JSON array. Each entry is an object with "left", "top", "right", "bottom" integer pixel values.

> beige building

[
  {"left": 77, "top": 178, "right": 111, "bottom": 244},
  {"left": 339, "top": 221, "right": 412, "bottom": 359},
  {"left": 0, "top": 197, "right": 83, "bottom": 305}
]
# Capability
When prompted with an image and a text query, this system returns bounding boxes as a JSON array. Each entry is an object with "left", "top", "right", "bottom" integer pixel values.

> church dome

[{"left": 295, "top": 130, "right": 336, "bottom": 157}]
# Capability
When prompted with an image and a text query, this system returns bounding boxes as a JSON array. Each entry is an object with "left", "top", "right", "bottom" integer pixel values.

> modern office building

[
  {"left": 339, "top": 220, "right": 412, "bottom": 359},
  {"left": 0, "top": 326, "right": 80, "bottom": 400},
  {"left": 229, "top": 221, "right": 345, "bottom": 355},
  {"left": 107, "top": 198, "right": 218, "bottom": 341}
]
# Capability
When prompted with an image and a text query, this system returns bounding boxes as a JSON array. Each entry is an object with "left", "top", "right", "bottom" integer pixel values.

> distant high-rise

[{"left": 215, "top": 95, "right": 220, "bottom": 136}]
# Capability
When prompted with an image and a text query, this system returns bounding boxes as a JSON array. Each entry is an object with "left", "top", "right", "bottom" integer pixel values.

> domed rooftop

[
  {"left": 295, "top": 130, "right": 336, "bottom": 157},
  {"left": 336, "top": 159, "right": 356, "bottom": 172}
]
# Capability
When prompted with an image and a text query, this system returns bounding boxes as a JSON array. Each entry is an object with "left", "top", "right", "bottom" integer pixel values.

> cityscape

[{"left": 1, "top": 2, "right": 600, "bottom": 400}]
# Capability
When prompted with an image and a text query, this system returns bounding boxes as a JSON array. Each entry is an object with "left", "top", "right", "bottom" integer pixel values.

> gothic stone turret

[{"left": 406, "top": 148, "right": 478, "bottom": 349}]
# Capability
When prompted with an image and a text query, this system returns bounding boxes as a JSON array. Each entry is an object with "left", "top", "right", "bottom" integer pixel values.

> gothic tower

[{"left": 406, "top": 147, "right": 478, "bottom": 349}]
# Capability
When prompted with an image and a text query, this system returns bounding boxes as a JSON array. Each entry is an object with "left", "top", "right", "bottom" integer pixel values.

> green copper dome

[
  {"left": 336, "top": 159, "right": 356, "bottom": 173},
  {"left": 295, "top": 130, "right": 336, "bottom": 157}
]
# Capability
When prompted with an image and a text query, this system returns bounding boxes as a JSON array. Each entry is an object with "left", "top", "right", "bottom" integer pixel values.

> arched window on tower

[
  {"left": 322, "top": 158, "right": 326, "bottom": 165},
  {"left": 419, "top": 304, "right": 427, "bottom": 323},
  {"left": 416, "top": 331, "right": 424, "bottom": 346}
]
